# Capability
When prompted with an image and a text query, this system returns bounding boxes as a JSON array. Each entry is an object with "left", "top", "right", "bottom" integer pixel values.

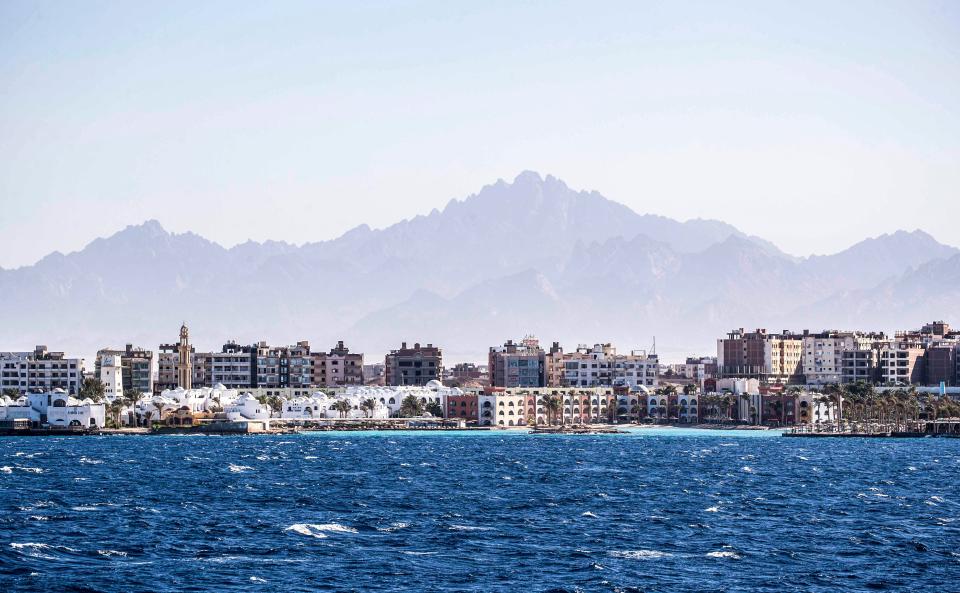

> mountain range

[{"left": 1, "top": 171, "right": 957, "bottom": 363}]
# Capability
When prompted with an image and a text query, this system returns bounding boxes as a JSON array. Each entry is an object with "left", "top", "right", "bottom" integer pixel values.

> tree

[
  {"left": 360, "top": 398, "right": 377, "bottom": 418},
  {"left": 399, "top": 395, "right": 425, "bottom": 418},
  {"left": 541, "top": 394, "right": 562, "bottom": 426},
  {"left": 425, "top": 401, "right": 444, "bottom": 418},
  {"left": 106, "top": 400, "right": 124, "bottom": 428},
  {"left": 332, "top": 400, "right": 352, "bottom": 419},
  {"left": 79, "top": 377, "right": 106, "bottom": 402},
  {"left": 2, "top": 387, "right": 20, "bottom": 398}
]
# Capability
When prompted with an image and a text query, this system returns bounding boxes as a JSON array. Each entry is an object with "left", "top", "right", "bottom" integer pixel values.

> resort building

[
  {"left": 488, "top": 337, "right": 545, "bottom": 387},
  {"left": 0, "top": 346, "right": 84, "bottom": 395},
  {"left": 0, "top": 389, "right": 104, "bottom": 429},
  {"left": 384, "top": 342, "right": 442, "bottom": 386},
  {"left": 478, "top": 386, "right": 624, "bottom": 426},
  {"left": 561, "top": 343, "right": 659, "bottom": 388},
  {"left": 278, "top": 392, "right": 390, "bottom": 420},
  {"left": 446, "top": 391, "right": 479, "bottom": 422}
]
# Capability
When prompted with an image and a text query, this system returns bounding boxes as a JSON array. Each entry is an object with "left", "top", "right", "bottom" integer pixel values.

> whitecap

[
  {"left": 228, "top": 464, "right": 253, "bottom": 473},
  {"left": 71, "top": 506, "right": 105, "bottom": 512},
  {"left": 582, "top": 511, "right": 598, "bottom": 518},
  {"left": 448, "top": 524, "right": 493, "bottom": 531},
  {"left": 79, "top": 457, "right": 102, "bottom": 465},
  {"left": 250, "top": 576, "right": 267, "bottom": 583},
  {"left": 705, "top": 506, "right": 720, "bottom": 513},
  {"left": 284, "top": 524, "right": 328, "bottom": 538},
  {"left": 378, "top": 522, "right": 409, "bottom": 532},
  {"left": 97, "top": 550, "right": 127, "bottom": 557},
  {"left": 0, "top": 466, "right": 12, "bottom": 474},
  {"left": 402, "top": 551, "right": 437, "bottom": 556},
  {"left": 741, "top": 466, "right": 754, "bottom": 473},
  {"left": 609, "top": 550, "right": 672, "bottom": 559},
  {"left": 16, "top": 467, "right": 44, "bottom": 474},
  {"left": 304, "top": 456, "right": 318, "bottom": 460},
  {"left": 286, "top": 522, "right": 357, "bottom": 537},
  {"left": 707, "top": 550, "right": 741, "bottom": 559}
]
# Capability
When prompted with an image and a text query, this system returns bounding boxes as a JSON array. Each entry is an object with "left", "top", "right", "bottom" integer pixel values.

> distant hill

[{"left": 1, "top": 172, "right": 956, "bottom": 362}]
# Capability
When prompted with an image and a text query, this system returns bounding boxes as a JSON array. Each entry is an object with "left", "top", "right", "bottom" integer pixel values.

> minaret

[{"left": 178, "top": 322, "right": 192, "bottom": 389}]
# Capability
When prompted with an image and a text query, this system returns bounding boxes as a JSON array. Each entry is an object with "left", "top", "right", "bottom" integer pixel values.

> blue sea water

[{"left": 1, "top": 429, "right": 959, "bottom": 592}]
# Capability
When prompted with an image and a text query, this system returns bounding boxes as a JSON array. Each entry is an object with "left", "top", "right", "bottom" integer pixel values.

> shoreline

[{"left": 0, "top": 422, "right": 782, "bottom": 437}]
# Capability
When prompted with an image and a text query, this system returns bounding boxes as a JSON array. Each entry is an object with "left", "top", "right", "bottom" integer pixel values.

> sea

[{"left": 1, "top": 428, "right": 958, "bottom": 592}]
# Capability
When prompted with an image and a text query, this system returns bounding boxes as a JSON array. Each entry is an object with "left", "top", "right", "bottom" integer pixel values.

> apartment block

[
  {"left": 802, "top": 331, "right": 885, "bottom": 386},
  {"left": 385, "top": 342, "right": 442, "bottom": 386},
  {"left": 211, "top": 341, "right": 256, "bottom": 389},
  {"left": 488, "top": 337, "right": 545, "bottom": 388},
  {"left": 878, "top": 343, "right": 926, "bottom": 385},
  {"left": 925, "top": 345, "right": 957, "bottom": 386},
  {"left": 562, "top": 343, "right": 659, "bottom": 388},
  {"left": 0, "top": 346, "right": 84, "bottom": 395},
  {"left": 717, "top": 329, "right": 803, "bottom": 384},
  {"left": 313, "top": 341, "right": 364, "bottom": 387}
]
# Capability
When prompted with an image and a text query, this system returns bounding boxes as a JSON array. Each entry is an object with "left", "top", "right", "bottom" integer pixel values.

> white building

[
  {"left": 278, "top": 392, "right": 390, "bottom": 420},
  {"left": 562, "top": 344, "right": 659, "bottom": 389},
  {"left": 0, "top": 389, "right": 104, "bottom": 429},
  {"left": 341, "top": 380, "right": 459, "bottom": 417},
  {"left": 224, "top": 393, "right": 271, "bottom": 422},
  {"left": 802, "top": 332, "right": 878, "bottom": 386},
  {"left": 46, "top": 394, "right": 106, "bottom": 429},
  {"left": 0, "top": 346, "right": 84, "bottom": 395},
  {"left": 99, "top": 352, "right": 124, "bottom": 402}
]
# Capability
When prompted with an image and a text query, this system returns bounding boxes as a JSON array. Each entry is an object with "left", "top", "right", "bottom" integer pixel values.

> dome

[{"left": 425, "top": 380, "right": 443, "bottom": 390}]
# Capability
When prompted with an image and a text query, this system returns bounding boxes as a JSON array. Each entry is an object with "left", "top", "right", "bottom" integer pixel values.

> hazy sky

[{"left": 1, "top": 1, "right": 958, "bottom": 269}]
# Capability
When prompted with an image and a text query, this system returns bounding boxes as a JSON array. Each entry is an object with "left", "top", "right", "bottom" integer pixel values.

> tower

[{"left": 178, "top": 322, "right": 192, "bottom": 389}]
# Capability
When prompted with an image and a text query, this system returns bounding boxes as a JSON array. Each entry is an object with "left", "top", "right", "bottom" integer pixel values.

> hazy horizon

[
  {"left": 2, "top": 1, "right": 959, "bottom": 268},
  {"left": 3, "top": 170, "right": 959, "bottom": 271}
]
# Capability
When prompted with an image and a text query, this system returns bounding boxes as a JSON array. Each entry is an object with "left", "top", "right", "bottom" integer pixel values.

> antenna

[{"left": 650, "top": 336, "right": 656, "bottom": 356}]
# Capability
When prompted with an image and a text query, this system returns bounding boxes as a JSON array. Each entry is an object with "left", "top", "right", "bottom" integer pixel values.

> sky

[{"left": 1, "top": 1, "right": 958, "bottom": 269}]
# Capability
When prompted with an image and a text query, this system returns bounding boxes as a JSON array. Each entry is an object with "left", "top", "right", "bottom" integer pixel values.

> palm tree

[
  {"left": 79, "top": 377, "right": 106, "bottom": 402},
  {"left": 822, "top": 383, "right": 846, "bottom": 432},
  {"left": 332, "top": 399, "right": 352, "bottom": 419},
  {"left": 425, "top": 401, "right": 444, "bottom": 418},
  {"left": 2, "top": 387, "right": 20, "bottom": 399},
  {"left": 399, "top": 394, "right": 424, "bottom": 418},
  {"left": 360, "top": 398, "right": 377, "bottom": 418},
  {"left": 542, "top": 394, "right": 562, "bottom": 426},
  {"left": 106, "top": 400, "right": 124, "bottom": 428},
  {"left": 121, "top": 389, "right": 141, "bottom": 427}
]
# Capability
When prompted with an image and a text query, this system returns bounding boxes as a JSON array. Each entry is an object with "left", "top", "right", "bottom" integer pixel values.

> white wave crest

[
  {"left": 609, "top": 550, "right": 672, "bottom": 559},
  {"left": 707, "top": 550, "right": 741, "bottom": 559},
  {"left": 285, "top": 523, "right": 357, "bottom": 538}
]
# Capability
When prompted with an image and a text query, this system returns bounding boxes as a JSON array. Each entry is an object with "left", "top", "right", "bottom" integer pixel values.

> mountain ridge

[{"left": 1, "top": 172, "right": 956, "bottom": 361}]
